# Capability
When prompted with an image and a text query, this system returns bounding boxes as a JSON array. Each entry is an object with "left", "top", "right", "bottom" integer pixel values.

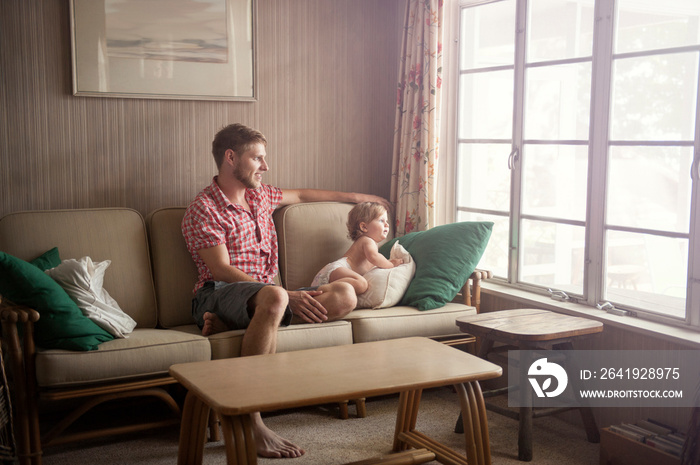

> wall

[{"left": 0, "top": 0, "right": 404, "bottom": 219}]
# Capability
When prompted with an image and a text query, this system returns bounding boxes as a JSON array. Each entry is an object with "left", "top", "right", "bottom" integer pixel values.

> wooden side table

[{"left": 456, "top": 309, "right": 603, "bottom": 462}]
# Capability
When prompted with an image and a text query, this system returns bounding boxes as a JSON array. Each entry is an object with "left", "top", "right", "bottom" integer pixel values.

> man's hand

[
  {"left": 367, "top": 195, "right": 393, "bottom": 217},
  {"left": 287, "top": 289, "right": 328, "bottom": 323}
]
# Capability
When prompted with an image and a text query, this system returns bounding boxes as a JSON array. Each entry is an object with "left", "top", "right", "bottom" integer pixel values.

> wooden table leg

[
  {"left": 455, "top": 337, "right": 494, "bottom": 435},
  {"left": 393, "top": 389, "right": 422, "bottom": 452},
  {"left": 339, "top": 400, "right": 350, "bottom": 420},
  {"left": 554, "top": 342, "right": 600, "bottom": 444},
  {"left": 393, "top": 383, "right": 492, "bottom": 465},
  {"left": 220, "top": 414, "right": 258, "bottom": 465},
  {"left": 355, "top": 398, "right": 367, "bottom": 418},
  {"left": 518, "top": 406, "right": 533, "bottom": 461},
  {"left": 518, "top": 350, "right": 533, "bottom": 461},
  {"left": 456, "top": 381, "right": 491, "bottom": 465},
  {"left": 476, "top": 338, "right": 494, "bottom": 359},
  {"left": 208, "top": 412, "right": 221, "bottom": 441},
  {"left": 345, "top": 449, "right": 436, "bottom": 465},
  {"left": 178, "top": 391, "right": 211, "bottom": 465},
  {"left": 340, "top": 398, "right": 367, "bottom": 419}
]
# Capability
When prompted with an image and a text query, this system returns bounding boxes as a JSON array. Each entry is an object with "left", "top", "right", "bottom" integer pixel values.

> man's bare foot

[
  {"left": 201, "top": 312, "right": 229, "bottom": 336},
  {"left": 253, "top": 414, "right": 304, "bottom": 458}
]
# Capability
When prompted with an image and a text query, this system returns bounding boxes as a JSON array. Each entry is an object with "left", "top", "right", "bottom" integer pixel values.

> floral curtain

[{"left": 391, "top": 0, "right": 443, "bottom": 235}]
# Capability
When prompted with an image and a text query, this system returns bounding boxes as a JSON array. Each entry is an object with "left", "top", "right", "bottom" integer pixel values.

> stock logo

[{"left": 528, "top": 358, "right": 568, "bottom": 398}]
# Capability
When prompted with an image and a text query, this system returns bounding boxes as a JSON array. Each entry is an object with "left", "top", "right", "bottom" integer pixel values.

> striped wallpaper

[{"left": 0, "top": 0, "right": 404, "bottom": 219}]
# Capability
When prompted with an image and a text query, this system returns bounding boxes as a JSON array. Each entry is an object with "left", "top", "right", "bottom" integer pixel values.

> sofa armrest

[
  {"left": 0, "top": 296, "right": 41, "bottom": 462},
  {"left": 0, "top": 296, "right": 40, "bottom": 360},
  {"left": 460, "top": 269, "right": 493, "bottom": 313}
]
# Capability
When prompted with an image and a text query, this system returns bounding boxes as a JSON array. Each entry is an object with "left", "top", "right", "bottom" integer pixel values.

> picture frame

[{"left": 69, "top": 0, "right": 256, "bottom": 101}]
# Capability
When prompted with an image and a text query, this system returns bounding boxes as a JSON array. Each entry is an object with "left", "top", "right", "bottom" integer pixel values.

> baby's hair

[{"left": 347, "top": 202, "right": 387, "bottom": 240}]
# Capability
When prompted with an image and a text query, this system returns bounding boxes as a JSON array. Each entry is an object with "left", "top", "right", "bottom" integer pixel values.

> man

[{"left": 181, "top": 123, "right": 389, "bottom": 459}]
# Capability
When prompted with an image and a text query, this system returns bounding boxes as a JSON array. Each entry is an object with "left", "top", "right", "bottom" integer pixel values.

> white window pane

[
  {"left": 458, "top": 71, "right": 514, "bottom": 140},
  {"left": 615, "top": 0, "right": 700, "bottom": 54},
  {"left": 457, "top": 211, "right": 509, "bottom": 279},
  {"left": 524, "top": 62, "right": 592, "bottom": 140},
  {"left": 527, "top": 0, "right": 595, "bottom": 62},
  {"left": 607, "top": 146, "right": 693, "bottom": 233},
  {"left": 456, "top": 143, "right": 511, "bottom": 212},
  {"left": 605, "top": 230, "right": 687, "bottom": 319},
  {"left": 460, "top": 0, "right": 516, "bottom": 70},
  {"left": 522, "top": 144, "right": 588, "bottom": 221},
  {"left": 520, "top": 219, "right": 585, "bottom": 295},
  {"left": 610, "top": 52, "right": 699, "bottom": 141}
]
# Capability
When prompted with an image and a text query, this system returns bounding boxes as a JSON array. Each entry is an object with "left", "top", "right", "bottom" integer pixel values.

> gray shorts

[{"left": 192, "top": 281, "right": 294, "bottom": 331}]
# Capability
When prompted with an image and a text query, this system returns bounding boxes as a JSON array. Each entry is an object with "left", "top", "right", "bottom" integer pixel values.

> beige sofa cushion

[
  {"left": 173, "top": 320, "right": 353, "bottom": 359},
  {"left": 0, "top": 208, "right": 157, "bottom": 328},
  {"left": 146, "top": 207, "right": 199, "bottom": 328},
  {"left": 35, "top": 328, "right": 210, "bottom": 388},
  {"left": 343, "top": 304, "right": 476, "bottom": 343},
  {"left": 275, "top": 202, "right": 388, "bottom": 290}
]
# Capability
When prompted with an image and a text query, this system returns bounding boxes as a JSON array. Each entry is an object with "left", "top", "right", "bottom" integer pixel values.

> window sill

[{"left": 480, "top": 281, "right": 700, "bottom": 349}]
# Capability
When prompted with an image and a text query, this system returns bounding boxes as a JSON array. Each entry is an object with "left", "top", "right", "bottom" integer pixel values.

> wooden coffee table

[{"left": 170, "top": 337, "right": 502, "bottom": 465}]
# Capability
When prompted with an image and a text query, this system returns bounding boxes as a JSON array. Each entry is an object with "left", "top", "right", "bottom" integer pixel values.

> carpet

[{"left": 42, "top": 387, "right": 599, "bottom": 465}]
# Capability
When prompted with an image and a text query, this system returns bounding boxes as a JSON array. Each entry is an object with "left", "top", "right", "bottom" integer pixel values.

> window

[{"left": 454, "top": 0, "right": 700, "bottom": 327}]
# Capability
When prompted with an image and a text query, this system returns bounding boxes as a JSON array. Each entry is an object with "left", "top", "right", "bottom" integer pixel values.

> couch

[{"left": 0, "top": 202, "right": 488, "bottom": 465}]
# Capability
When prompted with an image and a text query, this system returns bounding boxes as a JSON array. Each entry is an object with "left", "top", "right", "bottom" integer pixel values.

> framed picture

[{"left": 69, "top": 0, "right": 256, "bottom": 101}]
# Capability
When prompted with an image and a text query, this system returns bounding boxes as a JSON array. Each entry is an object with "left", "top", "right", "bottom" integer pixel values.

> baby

[{"left": 311, "top": 202, "right": 404, "bottom": 294}]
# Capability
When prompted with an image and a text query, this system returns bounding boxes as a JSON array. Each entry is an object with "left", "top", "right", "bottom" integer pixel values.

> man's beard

[{"left": 233, "top": 166, "right": 260, "bottom": 189}]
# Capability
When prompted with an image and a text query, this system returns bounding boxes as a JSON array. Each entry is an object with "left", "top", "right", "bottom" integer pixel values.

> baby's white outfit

[{"left": 311, "top": 257, "right": 352, "bottom": 287}]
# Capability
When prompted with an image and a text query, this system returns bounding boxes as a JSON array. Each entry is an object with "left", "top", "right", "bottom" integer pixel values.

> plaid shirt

[{"left": 182, "top": 177, "right": 283, "bottom": 293}]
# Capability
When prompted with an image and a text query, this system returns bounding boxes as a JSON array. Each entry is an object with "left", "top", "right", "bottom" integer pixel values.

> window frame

[{"left": 447, "top": 0, "right": 700, "bottom": 329}]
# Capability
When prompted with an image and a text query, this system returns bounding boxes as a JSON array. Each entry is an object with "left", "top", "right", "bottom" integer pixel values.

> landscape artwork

[
  {"left": 71, "top": 0, "right": 255, "bottom": 100},
  {"left": 104, "top": 0, "right": 229, "bottom": 63}
]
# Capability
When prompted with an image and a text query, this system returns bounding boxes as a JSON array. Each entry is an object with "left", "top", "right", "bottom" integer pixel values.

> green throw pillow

[
  {"left": 379, "top": 222, "right": 493, "bottom": 310},
  {"left": 29, "top": 246, "right": 61, "bottom": 271},
  {"left": 0, "top": 251, "right": 114, "bottom": 351}
]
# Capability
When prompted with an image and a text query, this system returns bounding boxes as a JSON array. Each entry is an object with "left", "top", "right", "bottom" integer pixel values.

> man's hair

[
  {"left": 347, "top": 202, "right": 387, "bottom": 241},
  {"left": 212, "top": 123, "right": 267, "bottom": 169}
]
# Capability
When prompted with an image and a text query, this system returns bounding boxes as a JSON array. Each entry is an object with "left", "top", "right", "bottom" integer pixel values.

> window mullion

[
  {"left": 509, "top": 0, "right": 527, "bottom": 284},
  {"left": 584, "top": 0, "right": 615, "bottom": 307},
  {"left": 687, "top": 53, "right": 700, "bottom": 327},
  {"left": 690, "top": 161, "right": 700, "bottom": 327}
]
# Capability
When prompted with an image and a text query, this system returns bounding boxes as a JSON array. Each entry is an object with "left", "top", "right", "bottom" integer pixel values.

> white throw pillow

[
  {"left": 356, "top": 242, "right": 416, "bottom": 309},
  {"left": 45, "top": 257, "right": 137, "bottom": 338}
]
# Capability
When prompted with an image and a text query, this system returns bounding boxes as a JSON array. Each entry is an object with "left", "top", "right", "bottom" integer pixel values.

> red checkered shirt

[{"left": 182, "top": 177, "right": 283, "bottom": 293}]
